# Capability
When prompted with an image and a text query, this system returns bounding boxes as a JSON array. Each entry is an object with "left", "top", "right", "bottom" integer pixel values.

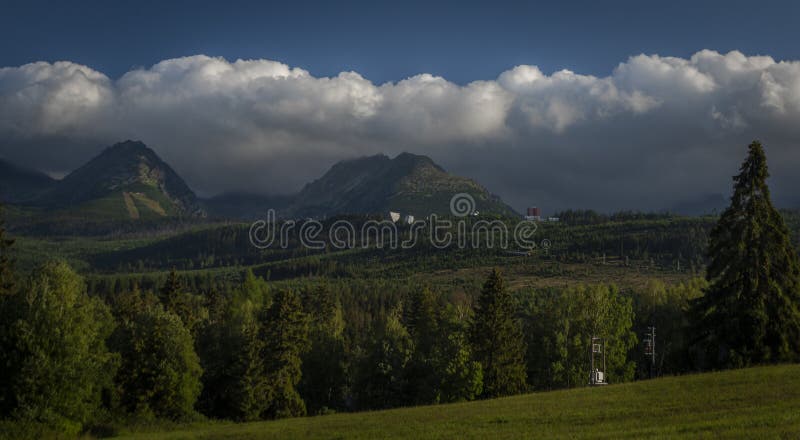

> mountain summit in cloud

[{"left": 1, "top": 50, "right": 800, "bottom": 212}]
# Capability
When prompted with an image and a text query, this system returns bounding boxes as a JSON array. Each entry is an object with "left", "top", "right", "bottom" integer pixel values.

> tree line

[
  {"left": 0, "top": 253, "right": 651, "bottom": 437},
  {"left": 0, "top": 254, "right": 736, "bottom": 437}
]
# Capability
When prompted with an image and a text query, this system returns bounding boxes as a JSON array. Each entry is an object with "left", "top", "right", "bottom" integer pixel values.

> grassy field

[
  {"left": 117, "top": 364, "right": 800, "bottom": 439},
  {"left": 416, "top": 258, "right": 695, "bottom": 292}
]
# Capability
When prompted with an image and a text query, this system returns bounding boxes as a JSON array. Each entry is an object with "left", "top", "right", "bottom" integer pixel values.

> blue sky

[{"left": 3, "top": 0, "right": 799, "bottom": 83}]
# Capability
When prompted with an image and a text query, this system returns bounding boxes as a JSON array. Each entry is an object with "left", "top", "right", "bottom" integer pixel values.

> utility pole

[
  {"left": 590, "top": 336, "right": 607, "bottom": 386},
  {"left": 644, "top": 326, "right": 656, "bottom": 379}
]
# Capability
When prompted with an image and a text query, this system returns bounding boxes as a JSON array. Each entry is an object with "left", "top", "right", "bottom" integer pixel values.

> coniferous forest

[{"left": 0, "top": 141, "right": 799, "bottom": 438}]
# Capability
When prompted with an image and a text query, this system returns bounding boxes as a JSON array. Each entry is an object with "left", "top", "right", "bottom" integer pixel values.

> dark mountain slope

[
  {"left": 37, "top": 140, "right": 203, "bottom": 219},
  {"left": 0, "top": 159, "right": 56, "bottom": 204},
  {"left": 287, "top": 152, "right": 517, "bottom": 218}
]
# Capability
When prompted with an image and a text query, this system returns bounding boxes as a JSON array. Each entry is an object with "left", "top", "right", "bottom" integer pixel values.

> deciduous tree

[{"left": 0, "top": 262, "right": 117, "bottom": 435}]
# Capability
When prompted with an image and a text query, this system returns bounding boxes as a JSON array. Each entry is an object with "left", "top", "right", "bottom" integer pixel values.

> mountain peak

[
  {"left": 37, "top": 140, "right": 203, "bottom": 219},
  {"left": 105, "top": 139, "right": 151, "bottom": 153},
  {"left": 287, "top": 152, "right": 515, "bottom": 217},
  {"left": 391, "top": 152, "right": 445, "bottom": 173},
  {"left": 331, "top": 153, "right": 389, "bottom": 168},
  {"left": 98, "top": 140, "right": 160, "bottom": 164}
]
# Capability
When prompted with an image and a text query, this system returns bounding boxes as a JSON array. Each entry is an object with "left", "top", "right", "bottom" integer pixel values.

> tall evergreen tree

[
  {"left": 0, "top": 205, "right": 16, "bottom": 421},
  {"left": 197, "top": 272, "right": 273, "bottom": 421},
  {"left": 470, "top": 269, "right": 527, "bottom": 398},
  {"left": 197, "top": 289, "right": 267, "bottom": 421},
  {"left": 159, "top": 268, "right": 207, "bottom": 339},
  {"left": 205, "top": 287, "right": 227, "bottom": 326},
  {"left": 299, "top": 285, "right": 349, "bottom": 414},
  {"left": 403, "top": 288, "right": 441, "bottom": 405},
  {"left": 0, "top": 204, "right": 14, "bottom": 296},
  {"left": 259, "top": 289, "right": 310, "bottom": 419},
  {"left": 405, "top": 288, "right": 439, "bottom": 353},
  {"left": 692, "top": 141, "right": 800, "bottom": 366},
  {"left": 232, "top": 318, "right": 268, "bottom": 421},
  {"left": 160, "top": 267, "right": 183, "bottom": 305}
]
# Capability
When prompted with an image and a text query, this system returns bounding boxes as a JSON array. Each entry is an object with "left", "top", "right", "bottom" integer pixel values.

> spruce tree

[
  {"left": 159, "top": 268, "right": 207, "bottom": 339},
  {"left": 206, "top": 287, "right": 227, "bottom": 325},
  {"left": 470, "top": 269, "right": 527, "bottom": 398},
  {"left": 299, "top": 285, "right": 348, "bottom": 414},
  {"left": 403, "top": 288, "right": 441, "bottom": 405},
  {"left": 693, "top": 140, "right": 800, "bottom": 366},
  {"left": 0, "top": 204, "right": 14, "bottom": 296},
  {"left": 233, "top": 318, "right": 268, "bottom": 421},
  {"left": 259, "top": 289, "right": 310, "bottom": 418},
  {"left": 196, "top": 291, "right": 266, "bottom": 421},
  {"left": 160, "top": 267, "right": 183, "bottom": 305},
  {"left": 405, "top": 288, "right": 439, "bottom": 354},
  {"left": 0, "top": 206, "right": 16, "bottom": 418}
]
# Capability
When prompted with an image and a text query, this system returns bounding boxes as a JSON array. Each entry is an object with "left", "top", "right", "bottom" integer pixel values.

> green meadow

[{"left": 118, "top": 364, "right": 800, "bottom": 440}]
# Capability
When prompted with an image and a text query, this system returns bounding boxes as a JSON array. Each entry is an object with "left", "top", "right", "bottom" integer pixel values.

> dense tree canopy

[
  {"left": 521, "top": 284, "right": 637, "bottom": 389},
  {"left": 0, "top": 262, "right": 117, "bottom": 436},
  {"left": 110, "top": 302, "right": 202, "bottom": 420}
]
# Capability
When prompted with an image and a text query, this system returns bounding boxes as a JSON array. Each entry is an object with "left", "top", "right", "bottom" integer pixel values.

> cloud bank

[{"left": 2, "top": 50, "right": 800, "bottom": 213}]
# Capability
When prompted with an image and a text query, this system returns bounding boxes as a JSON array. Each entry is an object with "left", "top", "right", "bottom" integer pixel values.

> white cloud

[
  {"left": 2, "top": 50, "right": 800, "bottom": 211},
  {"left": 0, "top": 61, "right": 114, "bottom": 137}
]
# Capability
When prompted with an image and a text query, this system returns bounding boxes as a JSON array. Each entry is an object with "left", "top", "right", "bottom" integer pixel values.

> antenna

[
  {"left": 643, "top": 326, "right": 656, "bottom": 379},
  {"left": 589, "top": 336, "right": 607, "bottom": 386}
]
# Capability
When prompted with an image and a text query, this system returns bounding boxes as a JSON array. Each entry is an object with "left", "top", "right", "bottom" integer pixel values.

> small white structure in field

[
  {"left": 404, "top": 214, "right": 415, "bottom": 224},
  {"left": 388, "top": 211, "right": 401, "bottom": 223}
]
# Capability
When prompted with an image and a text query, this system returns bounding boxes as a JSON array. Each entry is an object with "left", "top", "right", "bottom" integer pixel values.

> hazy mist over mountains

[{"left": 2, "top": 50, "right": 800, "bottom": 213}]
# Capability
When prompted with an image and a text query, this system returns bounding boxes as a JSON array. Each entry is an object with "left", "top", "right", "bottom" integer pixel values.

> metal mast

[{"left": 644, "top": 326, "right": 656, "bottom": 379}]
